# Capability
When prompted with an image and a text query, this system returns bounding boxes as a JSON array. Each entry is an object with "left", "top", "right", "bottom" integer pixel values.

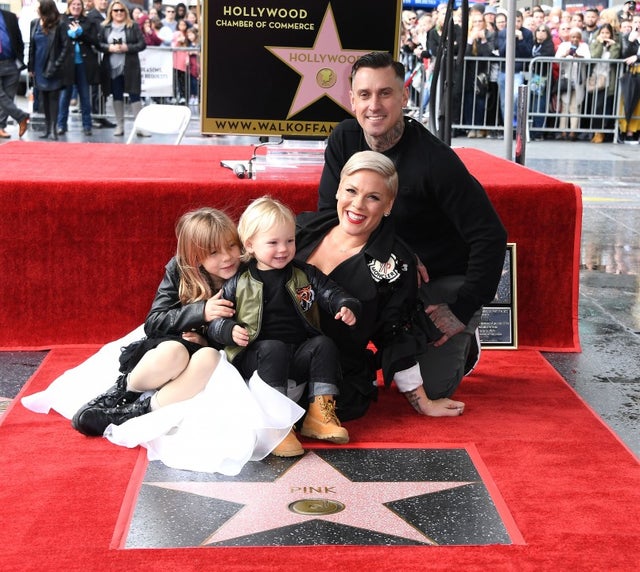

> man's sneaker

[
  {"left": 71, "top": 374, "right": 140, "bottom": 436},
  {"left": 74, "top": 395, "right": 152, "bottom": 437}
]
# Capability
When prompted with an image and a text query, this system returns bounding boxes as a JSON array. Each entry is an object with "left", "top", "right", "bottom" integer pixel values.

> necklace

[{"left": 331, "top": 230, "right": 364, "bottom": 254}]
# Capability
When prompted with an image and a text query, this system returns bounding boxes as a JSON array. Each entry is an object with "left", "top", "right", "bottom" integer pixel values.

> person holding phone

[
  {"left": 57, "top": 0, "right": 99, "bottom": 136},
  {"left": 555, "top": 27, "right": 591, "bottom": 140}
]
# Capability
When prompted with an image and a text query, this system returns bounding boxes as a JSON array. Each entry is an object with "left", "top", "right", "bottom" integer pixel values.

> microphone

[
  {"left": 234, "top": 164, "right": 247, "bottom": 179},
  {"left": 233, "top": 138, "right": 284, "bottom": 179}
]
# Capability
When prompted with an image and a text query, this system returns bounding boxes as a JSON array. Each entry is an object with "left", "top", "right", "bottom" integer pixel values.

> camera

[
  {"left": 111, "top": 38, "right": 123, "bottom": 45},
  {"left": 568, "top": 46, "right": 577, "bottom": 55}
]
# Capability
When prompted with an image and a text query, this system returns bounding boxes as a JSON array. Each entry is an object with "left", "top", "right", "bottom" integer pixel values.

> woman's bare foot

[{"left": 402, "top": 385, "right": 465, "bottom": 417}]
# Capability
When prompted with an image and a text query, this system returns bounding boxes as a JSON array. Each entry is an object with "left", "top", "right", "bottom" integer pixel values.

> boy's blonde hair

[
  {"left": 175, "top": 207, "right": 240, "bottom": 302},
  {"left": 238, "top": 196, "right": 296, "bottom": 262}
]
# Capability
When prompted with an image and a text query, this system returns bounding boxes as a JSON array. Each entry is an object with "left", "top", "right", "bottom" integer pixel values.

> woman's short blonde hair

[{"left": 339, "top": 150, "right": 398, "bottom": 200}]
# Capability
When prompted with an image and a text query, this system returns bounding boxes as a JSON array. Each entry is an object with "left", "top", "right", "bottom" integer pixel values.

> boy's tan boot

[
  {"left": 300, "top": 395, "right": 349, "bottom": 444},
  {"left": 272, "top": 429, "right": 304, "bottom": 457}
]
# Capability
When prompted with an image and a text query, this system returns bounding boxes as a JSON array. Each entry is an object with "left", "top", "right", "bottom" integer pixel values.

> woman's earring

[{"left": 384, "top": 212, "right": 391, "bottom": 217}]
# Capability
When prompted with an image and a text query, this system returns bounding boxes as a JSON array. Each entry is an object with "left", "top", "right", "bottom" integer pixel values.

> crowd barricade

[
  {"left": 407, "top": 55, "right": 638, "bottom": 142},
  {"left": 139, "top": 46, "right": 201, "bottom": 108}
]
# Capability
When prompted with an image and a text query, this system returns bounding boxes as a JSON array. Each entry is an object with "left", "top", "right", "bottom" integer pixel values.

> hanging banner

[
  {"left": 202, "top": 0, "right": 401, "bottom": 136},
  {"left": 140, "top": 48, "right": 174, "bottom": 97}
]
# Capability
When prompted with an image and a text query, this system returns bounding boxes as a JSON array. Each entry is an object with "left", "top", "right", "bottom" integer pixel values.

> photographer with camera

[
  {"left": 618, "top": 1, "right": 637, "bottom": 25},
  {"left": 97, "top": 1, "right": 146, "bottom": 137},
  {"left": 57, "top": 0, "right": 99, "bottom": 136},
  {"left": 587, "top": 23, "right": 621, "bottom": 144},
  {"left": 554, "top": 27, "right": 590, "bottom": 140}
]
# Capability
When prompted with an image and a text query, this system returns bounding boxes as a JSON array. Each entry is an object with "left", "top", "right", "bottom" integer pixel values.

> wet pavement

[{"left": 1, "top": 104, "right": 639, "bottom": 457}]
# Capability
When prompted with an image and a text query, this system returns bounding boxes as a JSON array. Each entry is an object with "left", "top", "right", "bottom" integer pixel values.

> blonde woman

[
  {"left": 463, "top": 9, "right": 494, "bottom": 137},
  {"left": 97, "top": 1, "right": 146, "bottom": 135},
  {"left": 555, "top": 27, "right": 591, "bottom": 139},
  {"left": 587, "top": 23, "right": 621, "bottom": 143}
]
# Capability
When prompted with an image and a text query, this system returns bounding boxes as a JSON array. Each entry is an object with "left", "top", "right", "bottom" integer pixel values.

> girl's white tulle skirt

[{"left": 21, "top": 325, "right": 305, "bottom": 475}]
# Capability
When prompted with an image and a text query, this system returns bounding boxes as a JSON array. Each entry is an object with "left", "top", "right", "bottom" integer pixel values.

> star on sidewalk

[
  {"left": 148, "top": 451, "right": 473, "bottom": 545},
  {"left": 266, "top": 5, "right": 372, "bottom": 118}
]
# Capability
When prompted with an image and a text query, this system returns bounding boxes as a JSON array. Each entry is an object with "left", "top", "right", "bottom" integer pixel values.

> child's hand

[
  {"left": 335, "top": 306, "right": 356, "bottom": 326},
  {"left": 205, "top": 289, "right": 235, "bottom": 321},
  {"left": 232, "top": 325, "right": 250, "bottom": 346},
  {"left": 182, "top": 331, "right": 206, "bottom": 345}
]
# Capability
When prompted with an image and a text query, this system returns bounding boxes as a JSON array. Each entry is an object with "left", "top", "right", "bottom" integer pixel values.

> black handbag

[
  {"left": 558, "top": 77, "right": 570, "bottom": 94},
  {"left": 475, "top": 72, "right": 488, "bottom": 96}
]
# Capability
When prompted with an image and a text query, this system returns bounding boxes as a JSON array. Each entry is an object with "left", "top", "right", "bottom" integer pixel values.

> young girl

[
  {"left": 24, "top": 207, "right": 304, "bottom": 474},
  {"left": 208, "top": 197, "right": 361, "bottom": 457},
  {"left": 186, "top": 27, "right": 200, "bottom": 105},
  {"left": 172, "top": 18, "right": 189, "bottom": 104},
  {"left": 71, "top": 207, "right": 241, "bottom": 436}
]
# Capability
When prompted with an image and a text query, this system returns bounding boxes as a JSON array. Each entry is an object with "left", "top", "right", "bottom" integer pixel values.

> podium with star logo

[{"left": 201, "top": 0, "right": 402, "bottom": 137}]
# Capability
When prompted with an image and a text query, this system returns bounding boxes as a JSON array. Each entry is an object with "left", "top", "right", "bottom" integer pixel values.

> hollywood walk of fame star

[
  {"left": 147, "top": 451, "right": 473, "bottom": 545},
  {"left": 266, "top": 5, "right": 373, "bottom": 118}
]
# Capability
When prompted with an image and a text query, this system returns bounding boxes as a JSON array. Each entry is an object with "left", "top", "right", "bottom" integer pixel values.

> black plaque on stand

[{"left": 479, "top": 243, "right": 518, "bottom": 348}]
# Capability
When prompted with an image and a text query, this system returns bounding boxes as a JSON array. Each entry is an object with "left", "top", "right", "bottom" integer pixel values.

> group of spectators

[
  {"left": 401, "top": 1, "right": 640, "bottom": 144},
  {"left": 0, "top": 0, "right": 200, "bottom": 141},
  {"left": 136, "top": 0, "right": 201, "bottom": 105}
]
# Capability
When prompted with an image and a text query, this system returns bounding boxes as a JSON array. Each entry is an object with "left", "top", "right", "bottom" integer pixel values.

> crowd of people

[
  {"left": 0, "top": 0, "right": 201, "bottom": 140},
  {"left": 22, "top": 50, "right": 507, "bottom": 474},
  {"left": 401, "top": 1, "right": 640, "bottom": 144}
]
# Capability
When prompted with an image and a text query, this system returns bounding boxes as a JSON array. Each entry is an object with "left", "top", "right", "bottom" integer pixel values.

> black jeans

[{"left": 235, "top": 336, "right": 341, "bottom": 400}]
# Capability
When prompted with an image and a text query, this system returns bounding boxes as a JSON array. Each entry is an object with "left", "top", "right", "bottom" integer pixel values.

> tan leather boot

[
  {"left": 300, "top": 395, "right": 349, "bottom": 444},
  {"left": 272, "top": 429, "right": 304, "bottom": 457}
]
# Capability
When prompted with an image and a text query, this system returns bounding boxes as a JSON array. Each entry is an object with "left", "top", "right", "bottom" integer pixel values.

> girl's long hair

[
  {"left": 175, "top": 208, "right": 240, "bottom": 303},
  {"left": 38, "top": 0, "right": 61, "bottom": 33}
]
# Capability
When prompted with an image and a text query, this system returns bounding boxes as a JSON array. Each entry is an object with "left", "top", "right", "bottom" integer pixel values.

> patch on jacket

[
  {"left": 368, "top": 254, "right": 403, "bottom": 283},
  {"left": 296, "top": 284, "right": 315, "bottom": 312}
]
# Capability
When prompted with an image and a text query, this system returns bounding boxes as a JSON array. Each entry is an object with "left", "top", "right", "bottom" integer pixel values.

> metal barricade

[
  {"left": 526, "top": 56, "right": 629, "bottom": 141},
  {"left": 414, "top": 55, "right": 638, "bottom": 142}
]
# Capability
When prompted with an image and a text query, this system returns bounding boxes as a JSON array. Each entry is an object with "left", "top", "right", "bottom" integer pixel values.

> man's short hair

[{"left": 350, "top": 52, "right": 405, "bottom": 84}]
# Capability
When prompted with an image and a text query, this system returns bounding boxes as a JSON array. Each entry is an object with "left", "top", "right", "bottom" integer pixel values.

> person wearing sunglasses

[{"left": 97, "top": 1, "right": 146, "bottom": 136}]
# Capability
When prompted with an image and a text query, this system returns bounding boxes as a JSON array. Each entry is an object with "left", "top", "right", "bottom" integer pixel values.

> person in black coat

[
  {"left": 86, "top": 0, "right": 115, "bottom": 128},
  {"left": 96, "top": 1, "right": 146, "bottom": 136},
  {"left": 318, "top": 53, "right": 507, "bottom": 409},
  {"left": 28, "top": 0, "right": 71, "bottom": 139},
  {"left": 529, "top": 24, "right": 557, "bottom": 140},
  {"left": 0, "top": 8, "right": 30, "bottom": 138},
  {"left": 57, "top": 0, "right": 100, "bottom": 136}
]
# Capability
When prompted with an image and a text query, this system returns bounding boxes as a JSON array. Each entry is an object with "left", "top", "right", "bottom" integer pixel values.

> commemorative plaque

[{"left": 479, "top": 243, "right": 518, "bottom": 348}]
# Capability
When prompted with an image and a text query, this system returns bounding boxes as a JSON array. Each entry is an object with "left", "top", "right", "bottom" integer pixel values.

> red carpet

[
  {"left": 1, "top": 141, "right": 580, "bottom": 351},
  {"left": 1, "top": 349, "right": 638, "bottom": 570}
]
